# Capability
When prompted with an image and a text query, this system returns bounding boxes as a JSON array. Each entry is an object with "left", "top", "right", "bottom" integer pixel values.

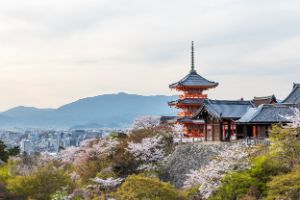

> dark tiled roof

[
  {"left": 252, "top": 95, "right": 277, "bottom": 107},
  {"left": 169, "top": 70, "right": 218, "bottom": 89},
  {"left": 160, "top": 116, "right": 178, "bottom": 124},
  {"left": 195, "top": 99, "right": 255, "bottom": 120},
  {"left": 168, "top": 98, "right": 205, "bottom": 106},
  {"left": 282, "top": 83, "right": 300, "bottom": 104},
  {"left": 238, "top": 104, "right": 300, "bottom": 123}
]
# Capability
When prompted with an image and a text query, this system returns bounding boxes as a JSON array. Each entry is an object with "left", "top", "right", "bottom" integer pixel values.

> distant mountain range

[{"left": 0, "top": 93, "right": 177, "bottom": 128}]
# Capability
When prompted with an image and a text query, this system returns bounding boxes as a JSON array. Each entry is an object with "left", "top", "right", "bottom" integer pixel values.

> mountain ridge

[{"left": 0, "top": 93, "right": 177, "bottom": 128}]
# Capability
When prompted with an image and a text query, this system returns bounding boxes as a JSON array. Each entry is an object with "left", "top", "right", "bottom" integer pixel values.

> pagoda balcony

[
  {"left": 178, "top": 111, "right": 196, "bottom": 117},
  {"left": 179, "top": 94, "right": 207, "bottom": 99},
  {"left": 182, "top": 128, "right": 205, "bottom": 138}
]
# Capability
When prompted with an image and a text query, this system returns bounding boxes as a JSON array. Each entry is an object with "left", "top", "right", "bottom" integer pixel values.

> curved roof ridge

[
  {"left": 282, "top": 83, "right": 300, "bottom": 103},
  {"left": 238, "top": 105, "right": 264, "bottom": 123},
  {"left": 208, "top": 99, "right": 254, "bottom": 105},
  {"left": 169, "top": 69, "right": 218, "bottom": 89}
]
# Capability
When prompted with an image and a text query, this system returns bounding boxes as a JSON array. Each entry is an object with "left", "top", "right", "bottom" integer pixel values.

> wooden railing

[
  {"left": 238, "top": 137, "right": 270, "bottom": 146},
  {"left": 178, "top": 111, "right": 196, "bottom": 117},
  {"left": 179, "top": 94, "right": 208, "bottom": 99}
]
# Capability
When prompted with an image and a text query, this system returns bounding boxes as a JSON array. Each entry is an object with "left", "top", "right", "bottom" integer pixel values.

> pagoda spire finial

[{"left": 191, "top": 41, "right": 195, "bottom": 71}]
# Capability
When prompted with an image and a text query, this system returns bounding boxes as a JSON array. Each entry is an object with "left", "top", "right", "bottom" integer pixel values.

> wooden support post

[
  {"left": 227, "top": 121, "right": 231, "bottom": 141},
  {"left": 220, "top": 121, "right": 223, "bottom": 141},
  {"left": 212, "top": 121, "right": 215, "bottom": 141},
  {"left": 253, "top": 125, "right": 257, "bottom": 139},
  {"left": 205, "top": 122, "right": 208, "bottom": 142}
]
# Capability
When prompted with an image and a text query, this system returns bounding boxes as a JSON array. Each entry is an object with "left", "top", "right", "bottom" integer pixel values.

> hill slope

[{"left": 0, "top": 93, "right": 177, "bottom": 128}]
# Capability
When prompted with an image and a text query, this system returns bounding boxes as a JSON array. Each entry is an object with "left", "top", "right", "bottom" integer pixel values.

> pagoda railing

[
  {"left": 179, "top": 94, "right": 207, "bottom": 99},
  {"left": 178, "top": 111, "right": 196, "bottom": 117}
]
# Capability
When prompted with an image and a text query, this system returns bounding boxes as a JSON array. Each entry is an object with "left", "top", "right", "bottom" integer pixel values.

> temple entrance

[{"left": 247, "top": 126, "right": 253, "bottom": 137}]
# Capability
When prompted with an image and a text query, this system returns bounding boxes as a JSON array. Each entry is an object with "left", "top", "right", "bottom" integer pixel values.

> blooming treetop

[
  {"left": 172, "top": 124, "right": 183, "bottom": 143},
  {"left": 283, "top": 108, "right": 300, "bottom": 136},
  {"left": 91, "top": 177, "right": 124, "bottom": 190},
  {"left": 183, "top": 142, "right": 250, "bottom": 199},
  {"left": 132, "top": 116, "right": 160, "bottom": 130},
  {"left": 58, "top": 138, "right": 119, "bottom": 165},
  {"left": 127, "top": 135, "right": 165, "bottom": 163}
]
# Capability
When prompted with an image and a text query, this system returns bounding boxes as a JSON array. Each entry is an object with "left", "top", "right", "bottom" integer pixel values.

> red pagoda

[{"left": 168, "top": 42, "right": 218, "bottom": 137}]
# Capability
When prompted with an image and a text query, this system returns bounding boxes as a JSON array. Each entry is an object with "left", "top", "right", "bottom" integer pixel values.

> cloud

[{"left": 0, "top": 0, "right": 299, "bottom": 110}]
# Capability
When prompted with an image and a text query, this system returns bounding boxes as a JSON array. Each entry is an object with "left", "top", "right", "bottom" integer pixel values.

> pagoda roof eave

[
  {"left": 169, "top": 83, "right": 218, "bottom": 90},
  {"left": 169, "top": 69, "right": 218, "bottom": 89}
]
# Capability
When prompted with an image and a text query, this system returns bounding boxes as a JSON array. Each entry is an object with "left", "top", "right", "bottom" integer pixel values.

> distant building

[
  {"left": 252, "top": 95, "right": 277, "bottom": 107},
  {"left": 20, "top": 139, "right": 33, "bottom": 153}
]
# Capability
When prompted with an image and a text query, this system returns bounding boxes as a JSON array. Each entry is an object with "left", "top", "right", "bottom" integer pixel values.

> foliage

[
  {"left": 0, "top": 140, "right": 20, "bottom": 162},
  {"left": 58, "top": 138, "right": 119, "bottom": 182},
  {"left": 111, "top": 137, "right": 138, "bottom": 176},
  {"left": 114, "top": 175, "right": 185, "bottom": 200},
  {"left": 132, "top": 115, "right": 160, "bottom": 130},
  {"left": 91, "top": 177, "right": 124, "bottom": 190},
  {"left": 183, "top": 142, "right": 250, "bottom": 199},
  {"left": 209, "top": 171, "right": 259, "bottom": 200},
  {"left": 269, "top": 125, "right": 300, "bottom": 169},
  {"left": 210, "top": 155, "right": 286, "bottom": 200},
  {"left": 266, "top": 165, "right": 300, "bottom": 200},
  {"left": 160, "top": 143, "right": 225, "bottom": 188},
  {"left": 50, "top": 188, "right": 69, "bottom": 200},
  {"left": 209, "top": 121, "right": 300, "bottom": 200},
  {"left": 127, "top": 135, "right": 165, "bottom": 163},
  {"left": 7, "top": 163, "right": 74, "bottom": 200}
]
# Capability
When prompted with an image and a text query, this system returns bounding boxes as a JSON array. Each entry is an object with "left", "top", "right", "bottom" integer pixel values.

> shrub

[
  {"left": 160, "top": 143, "right": 226, "bottom": 188},
  {"left": 0, "top": 140, "right": 20, "bottom": 162},
  {"left": 269, "top": 125, "right": 300, "bottom": 169},
  {"left": 114, "top": 175, "right": 185, "bottom": 200},
  {"left": 210, "top": 171, "right": 259, "bottom": 200},
  {"left": 7, "top": 163, "right": 74, "bottom": 200},
  {"left": 266, "top": 165, "right": 300, "bottom": 200}
]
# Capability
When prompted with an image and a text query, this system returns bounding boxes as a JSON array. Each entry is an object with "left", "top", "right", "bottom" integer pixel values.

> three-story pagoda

[{"left": 169, "top": 42, "right": 218, "bottom": 137}]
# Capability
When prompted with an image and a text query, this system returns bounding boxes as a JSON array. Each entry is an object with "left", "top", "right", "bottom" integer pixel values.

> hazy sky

[{"left": 0, "top": 0, "right": 300, "bottom": 111}]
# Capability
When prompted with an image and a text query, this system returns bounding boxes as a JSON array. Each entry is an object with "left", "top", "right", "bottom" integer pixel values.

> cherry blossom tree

[
  {"left": 283, "top": 108, "right": 300, "bottom": 136},
  {"left": 127, "top": 135, "right": 165, "bottom": 163},
  {"left": 183, "top": 142, "right": 250, "bottom": 199},
  {"left": 91, "top": 177, "right": 124, "bottom": 190},
  {"left": 172, "top": 124, "right": 184, "bottom": 144},
  {"left": 58, "top": 138, "right": 119, "bottom": 165},
  {"left": 132, "top": 116, "right": 160, "bottom": 130}
]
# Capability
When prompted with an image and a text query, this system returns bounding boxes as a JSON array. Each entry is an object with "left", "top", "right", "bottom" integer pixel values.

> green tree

[
  {"left": 7, "top": 146, "right": 20, "bottom": 157},
  {"left": 0, "top": 140, "right": 20, "bottom": 162},
  {"left": 210, "top": 172, "right": 259, "bottom": 200},
  {"left": 266, "top": 166, "right": 300, "bottom": 200},
  {"left": 0, "top": 140, "right": 9, "bottom": 162},
  {"left": 269, "top": 125, "right": 300, "bottom": 169},
  {"left": 114, "top": 175, "right": 185, "bottom": 200},
  {"left": 7, "top": 163, "right": 74, "bottom": 200}
]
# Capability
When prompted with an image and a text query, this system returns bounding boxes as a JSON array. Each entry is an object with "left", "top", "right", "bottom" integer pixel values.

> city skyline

[{"left": 0, "top": 0, "right": 300, "bottom": 110}]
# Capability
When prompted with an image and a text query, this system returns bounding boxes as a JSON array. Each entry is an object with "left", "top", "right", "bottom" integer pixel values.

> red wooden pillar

[{"left": 253, "top": 125, "right": 258, "bottom": 138}]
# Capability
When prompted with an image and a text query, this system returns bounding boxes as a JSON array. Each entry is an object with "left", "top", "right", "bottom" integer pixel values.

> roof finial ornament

[{"left": 191, "top": 41, "right": 195, "bottom": 72}]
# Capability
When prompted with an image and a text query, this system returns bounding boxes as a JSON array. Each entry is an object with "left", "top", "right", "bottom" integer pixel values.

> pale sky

[{"left": 0, "top": 0, "right": 300, "bottom": 111}]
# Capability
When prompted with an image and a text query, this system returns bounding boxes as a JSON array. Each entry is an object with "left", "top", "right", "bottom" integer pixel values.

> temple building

[
  {"left": 168, "top": 41, "right": 218, "bottom": 137},
  {"left": 237, "top": 84, "right": 300, "bottom": 138},
  {"left": 165, "top": 42, "right": 300, "bottom": 142},
  {"left": 282, "top": 83, "right": 300, "bottom": 104},
  {"left": 252, "top": 95, "right": 277, "bottom": 107},
  {"left": 193, "top": 99, "right": 254, "bottom": 141}
]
